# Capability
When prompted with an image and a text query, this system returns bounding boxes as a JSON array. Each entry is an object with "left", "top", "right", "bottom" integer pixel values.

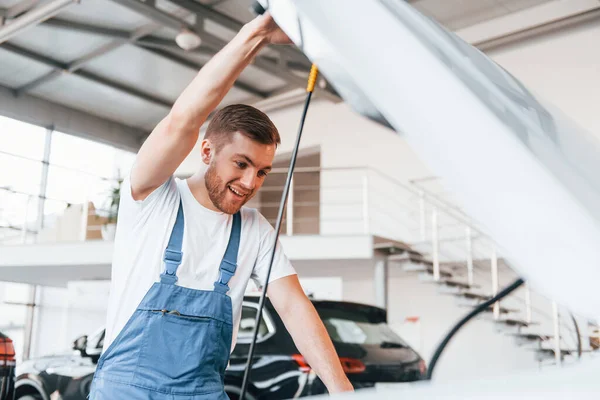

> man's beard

[{"left": 204, "top": 164, "right": 249, "bottom": 214}]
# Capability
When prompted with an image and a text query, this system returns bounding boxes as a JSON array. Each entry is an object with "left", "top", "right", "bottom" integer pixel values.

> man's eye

[
  {"left": 235, "top": 161, "right": 246, "bottom": 169},
  {"left": 258, "top": 171, "right": 268, "bottom": 178}
]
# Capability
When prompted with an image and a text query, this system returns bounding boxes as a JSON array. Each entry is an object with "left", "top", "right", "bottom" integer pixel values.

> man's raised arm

[{"left": 130, "top": 13, "right": 290, "bottom": 201}]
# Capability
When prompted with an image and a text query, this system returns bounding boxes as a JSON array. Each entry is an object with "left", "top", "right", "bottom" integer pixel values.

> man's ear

[{"left": 200, "top": 139, "right": 212, "bottom": 165}]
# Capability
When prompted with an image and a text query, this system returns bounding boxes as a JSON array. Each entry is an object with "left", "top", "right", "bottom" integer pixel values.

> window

[
  {"left": 317, "top": 305, "right": 409, "bottom": 347},
  {"left": 236, "top": 302, "right": 275, "bottom": 343},
  {"left": 0, "top": 116, "right": 45, "bottom": 160}
]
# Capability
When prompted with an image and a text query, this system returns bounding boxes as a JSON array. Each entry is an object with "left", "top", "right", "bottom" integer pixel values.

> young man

[{"left": 89, "top": 12, "right": 353, "bottom": 399}]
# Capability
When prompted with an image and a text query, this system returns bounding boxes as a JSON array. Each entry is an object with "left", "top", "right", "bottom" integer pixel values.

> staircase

[{"left": 382, "top": 176, "right": 600, "bottom": 368}]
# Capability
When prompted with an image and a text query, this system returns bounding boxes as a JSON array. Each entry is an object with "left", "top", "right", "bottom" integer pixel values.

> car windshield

[{"left": 316, "top": 305, "right": 408, "bottom": 346}]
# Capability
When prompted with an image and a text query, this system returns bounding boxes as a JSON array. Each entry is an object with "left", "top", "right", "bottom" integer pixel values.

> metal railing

[{"left": 408, "top": 176, "right": 592, "bottom": 365}]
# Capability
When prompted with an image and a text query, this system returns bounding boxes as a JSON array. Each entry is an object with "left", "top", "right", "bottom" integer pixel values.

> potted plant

[{"left": 101, "top": 179, "right": 122, "bottom": 241}]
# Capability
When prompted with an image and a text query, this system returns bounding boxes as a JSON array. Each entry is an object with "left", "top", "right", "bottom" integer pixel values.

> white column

[
  {"left": 374, "top": 257, "right": 388, "bottom": 310},
  {"left": 362, "top": 170, "right": 370, "bottom": 234}
]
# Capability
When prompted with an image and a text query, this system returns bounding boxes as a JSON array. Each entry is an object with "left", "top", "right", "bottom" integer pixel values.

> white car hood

[{"left": 260, "top": 0, "right": 600, "bottom": 319}]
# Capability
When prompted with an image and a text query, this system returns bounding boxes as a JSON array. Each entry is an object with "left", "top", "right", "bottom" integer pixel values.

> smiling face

[{"left": 203, "top": 131, "right": 276, "bottom": 214}]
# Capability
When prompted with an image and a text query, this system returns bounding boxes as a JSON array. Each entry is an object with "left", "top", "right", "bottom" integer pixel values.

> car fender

[{"left": 15, "top": 377, "right": 50, "bottom": 400}]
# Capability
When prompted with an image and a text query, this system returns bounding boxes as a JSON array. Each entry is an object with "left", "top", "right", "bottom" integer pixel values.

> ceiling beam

[
  {"left": 1, "top": 42, "right": 173, "bottom": 108},
  {"left": 0, "top": 0, "right": 39, "bottom": 19},
  {"left": 110, "top": 0, "right": 340, "bottom": 101},
  {"left": 0, "top": 84, "right": 146, "bottom": 152},
  {"left": 41, "top": 18, "right": 267, "bottom": 97},
  {"left": 140, "top": 46, "right": 269, "bottom": 98}
]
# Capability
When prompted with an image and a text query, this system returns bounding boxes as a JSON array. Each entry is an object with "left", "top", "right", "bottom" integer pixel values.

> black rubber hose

[
  {"left": 239, "top": 90, "right": 314, "bottom": 400},
  {"left": 426, "top": 277, "right": 525, "bottom": 380}
]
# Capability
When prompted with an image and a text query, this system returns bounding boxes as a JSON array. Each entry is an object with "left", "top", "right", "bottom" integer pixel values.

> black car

[
  {"left": 0, "top": 332, "right": 16, "bottom": 400},
  {"left": 15, "top": 297, "right": 426, "bottom": 399}
]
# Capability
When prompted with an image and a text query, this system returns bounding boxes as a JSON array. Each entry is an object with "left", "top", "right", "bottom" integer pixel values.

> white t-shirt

[{"left": 102, "top": 175, "right": 296, "bottom": 352}]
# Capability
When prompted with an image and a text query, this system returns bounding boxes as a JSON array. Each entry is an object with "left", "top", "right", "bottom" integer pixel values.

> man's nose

[{"left": 239, "top": 170, "right": 256, "bottom": 190}]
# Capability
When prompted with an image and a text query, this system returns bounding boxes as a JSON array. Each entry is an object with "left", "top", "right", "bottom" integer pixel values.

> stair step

[
  {"left": 436, "top": 279, "right": 479, "bottom": 290},
  {"left": 457, "top": 303, "right": 516, "bottom": 315},
  {"left": 481, "top": 304, "right": 518, "bottom": 314},
  {"left": 495, "top": 319, "right": 540, "bottom": 328},
  {"left": 456, "top": 292, "right": 492, "bottom": 302},
  {"left": 532, "top": 348, "right": 582, "bottom": 362},
  {"left": 510, "top": 333, "right": 554, "bottom": 342},
  {"left": 418, "top": 269, "right": 455, "bottom": 281}
]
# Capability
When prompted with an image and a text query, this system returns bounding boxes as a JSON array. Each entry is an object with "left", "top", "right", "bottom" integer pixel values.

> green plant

[{"left": 105, "top": 179, "right": 122, "bottom": 224}]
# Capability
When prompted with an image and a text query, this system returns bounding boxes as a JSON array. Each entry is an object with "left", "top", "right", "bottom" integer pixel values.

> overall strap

[
  {"left": 214, "top": 212, "right": 241, "bottom": 293},
  {"left": 160, "top": 199, "right": 184, "bottom": 285}
]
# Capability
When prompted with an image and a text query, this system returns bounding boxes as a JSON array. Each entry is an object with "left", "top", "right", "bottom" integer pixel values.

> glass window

[
  {"left": 0, "top": 153, "right": 43, "bottom": 196},
  {"left": 0, "top": 116, "right": 46, "bottom": 160},
  {"left": 317, "top": 305, "right": 409, "bottom": 347},
  {"left": 50, "top": 132, "right": 115, "bottom": 178},
  {"left": 0, "top": 282, "right": 32, "bottom": 363},
  {"left": 0, "top": 188, "right": 39, "bottom": 244},
  {"left": 237, "top": 304, "right": 272, "bottom": 342},
  {"left": 46, "top": 165, "right": 113, "bottom": 207}
]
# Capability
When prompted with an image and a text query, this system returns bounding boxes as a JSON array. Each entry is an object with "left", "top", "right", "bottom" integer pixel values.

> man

[{"left": 89, "top": 11, "right": 353, "bottom": 399}]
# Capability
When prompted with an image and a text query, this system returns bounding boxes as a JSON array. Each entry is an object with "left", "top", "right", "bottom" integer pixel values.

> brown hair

[{"left": 205, "top": 104, "right": 280, "bottom": 151}]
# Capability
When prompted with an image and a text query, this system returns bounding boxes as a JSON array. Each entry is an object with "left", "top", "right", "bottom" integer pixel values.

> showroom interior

[{"left": 1, "top": 0, "right": 600, "bottom": 399}]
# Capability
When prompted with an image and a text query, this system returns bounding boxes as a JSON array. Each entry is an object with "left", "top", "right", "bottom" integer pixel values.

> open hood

[{"left": 259, "top": 0, "right": 600, "bottom": 319}]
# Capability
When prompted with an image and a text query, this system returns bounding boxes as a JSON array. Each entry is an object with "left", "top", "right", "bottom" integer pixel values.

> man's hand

[
  {"left": 246, "top": 12, "right": 293, "bottom": 45},
  {"left": 267, "top": 275, "right": 354, "bottom": 394}
]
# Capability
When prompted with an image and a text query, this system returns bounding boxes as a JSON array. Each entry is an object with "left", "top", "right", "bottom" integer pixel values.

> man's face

[{"left": 204, "top": 132, "right": 276, "bottom": 214}]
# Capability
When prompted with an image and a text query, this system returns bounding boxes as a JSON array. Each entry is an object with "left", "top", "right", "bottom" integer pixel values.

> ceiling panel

[
  {"left": 29, "top": 73, "right": 169, "bottom": 131},
  {"left": 0, "top": 0, "right": 23, "bottom": 8},
  {"left": 8, "top": 24, "right": 112, "bottom": 63},
  {"left": 411, "top": 0, "right": 556, "bottom": 30},
  {"left": 0, "top": 47, "right": 55, "bottom": 89},
  {"left": 238, "top": 65, "right": 287, "bottom": 93},
  {"left": 219, "top": 85, "right": 260, "bottom": 106},
  {"left": 55, "top": 0, "right": 154, "bottom": 30},
  {"left": 213, "top": 0, "right": 256, "bottom": 24},
  {"left": 499, "top": 0, "right": 553, "bottom": 13},
  {"left": 84, "top": 44, "right": 198, "bottom": 102}
]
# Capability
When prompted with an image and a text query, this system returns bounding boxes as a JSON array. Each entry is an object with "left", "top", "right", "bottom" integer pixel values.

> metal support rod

[
  {"left": 362, "top": 170, "right": 370, "bottom": 234},
  {"left": 552, "top": 301, "right": 561, "bottom": 366},
  {"left": 432, "top": 207, "right": 440, "bottom": 281},
  {"left": 525, "top": 282, "right": 532, "bottom": 324},
  {"left": 0, "top": 0, "right": 77, "bottom": 44},
  {"left": 491, "top": 246, "right": 500, "bottom": 320},
  {"left": 465, "top": 226, "right": 473, "bottom": 287},
  {"left": 240, "top": 65, "right": 319, "bottom": 400},
  {"left": 286, "top": 177, "right": 294, "bottom": 236}
]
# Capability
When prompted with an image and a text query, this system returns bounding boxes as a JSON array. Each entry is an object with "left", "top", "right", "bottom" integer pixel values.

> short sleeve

[
  {"left": 251, "top": 212, "right": 297, "bottom": 289},
  {"left": 116, "top": 172, "right": 178, "bottom": 229}
]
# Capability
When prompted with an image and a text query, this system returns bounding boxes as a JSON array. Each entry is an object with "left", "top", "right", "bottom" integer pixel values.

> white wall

[
  {"left": 30, "top": 281, "right": 109, "bottom": 358},
  {"left": 487, "top": 22, "right": 600, "bottom": 138}
]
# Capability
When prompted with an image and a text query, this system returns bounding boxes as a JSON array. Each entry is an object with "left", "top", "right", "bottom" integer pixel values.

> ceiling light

[{"left": 175, "top": 29, "right": 202, "bottom": 51}]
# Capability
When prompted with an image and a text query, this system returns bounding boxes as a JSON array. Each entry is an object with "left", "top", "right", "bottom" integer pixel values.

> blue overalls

[{"left": 89, "top": 201, "right": 241, "bottom": 399}]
